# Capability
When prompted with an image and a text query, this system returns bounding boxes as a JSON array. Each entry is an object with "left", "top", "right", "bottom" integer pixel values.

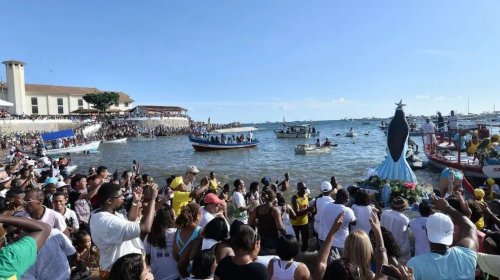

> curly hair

[{"left": 175, "top": 203, "right": 200, "bottom": 229}]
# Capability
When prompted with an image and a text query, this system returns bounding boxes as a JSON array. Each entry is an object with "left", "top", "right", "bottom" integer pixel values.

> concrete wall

[
  {"left": 0, "top": 119, "right": 81, "bottom": 133},
  {"left": 124, "top": 117, "right": 190, "bottom": 128}
]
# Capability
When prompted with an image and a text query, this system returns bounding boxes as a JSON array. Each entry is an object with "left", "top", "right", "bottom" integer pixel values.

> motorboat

[
  {"left": 34, "top": 165, "right": 78, "bottom": 174},
  {"left": 103, "top": 137, "right": 127, "bottom": 143},
  {"left": 274, "top": 124, "right": 312, "bottom": 138},
  {"left": 294, "top": 144, "right": 332, "bottom": 155},
  {"left": 40, "top": 130, "right": 100, "bottom": 156},
  {"left": 189, "top": 126, "right": 259, "bottom": 152},
  {"left": 44, "top": 141, "right": 101, "bottom": 156}
]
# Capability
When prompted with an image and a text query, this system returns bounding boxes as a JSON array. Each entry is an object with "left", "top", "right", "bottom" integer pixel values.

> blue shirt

[{"left": 407, "top": 246, "right": 477, "bottom": 280}]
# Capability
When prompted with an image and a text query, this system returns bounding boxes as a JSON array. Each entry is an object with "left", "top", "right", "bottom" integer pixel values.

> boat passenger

[
  {"left": 323, "top": 138, "right": 331, "bottom": 147},
  {"left": 466, "top": 135, "right": 480, "bottom": 157},
  {"left": 316, "top": 138, "right": 321, "bottom": 147}
]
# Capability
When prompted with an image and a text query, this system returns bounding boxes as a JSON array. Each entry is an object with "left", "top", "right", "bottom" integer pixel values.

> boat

[
  {"left": 424, "top": 133, "right": 500, "bottom": 179},
  {"left": 294, "top": 144, "right": 332, "bottom": 155},
  {"left": 189, "top": 126, "right": 259, "bottom": 152},
  {"left": 40, "top": 130, "right": 100, "bottom": 156},
  {"left": 103, "top": 137, "right": 127, "bottom": 143},
  {"left": 274, "top": 124, "right": 312, "bottom": 138},
  {"left": 406, "top": 146, "right": 424, "bottom": 169},
  {"left": 34, "top": 165, "right": 78, "bottom": 174},
  {"left": 44, "top": 141, "right": 101, "bottom": 156},
  {"left": 345, "top": 129, "right": 358, "bottom": 137}
]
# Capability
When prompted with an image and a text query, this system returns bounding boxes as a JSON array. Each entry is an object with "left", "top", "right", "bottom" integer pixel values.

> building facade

[{"left": 1, "top": 60, "right": 133, "bottom": 115}]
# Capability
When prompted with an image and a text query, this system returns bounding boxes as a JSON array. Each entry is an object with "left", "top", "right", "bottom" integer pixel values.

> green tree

[{"left": 83, "top": 92, "right": 120, "bottom": 113}]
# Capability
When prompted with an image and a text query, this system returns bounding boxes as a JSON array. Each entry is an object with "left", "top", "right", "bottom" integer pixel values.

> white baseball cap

[
  {"left": 320, "top": 181, "right": 333, "bottom": 192},
  {"left": 426, "top": 213, "right": 454, "bottom": 246}
]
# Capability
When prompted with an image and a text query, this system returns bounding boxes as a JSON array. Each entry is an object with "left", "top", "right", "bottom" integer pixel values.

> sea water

[{"left": 68, "top": 120, "right": 497, "bottom": 196}]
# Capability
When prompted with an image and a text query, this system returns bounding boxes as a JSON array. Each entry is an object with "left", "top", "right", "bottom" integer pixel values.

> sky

[{"left": 1, "top": 1, "right": 500, "bottom": 123}]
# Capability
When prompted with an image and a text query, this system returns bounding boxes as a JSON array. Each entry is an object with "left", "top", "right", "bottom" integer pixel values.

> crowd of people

[{"left": 1, "top": 140, "right": 500, "bottom": 280}]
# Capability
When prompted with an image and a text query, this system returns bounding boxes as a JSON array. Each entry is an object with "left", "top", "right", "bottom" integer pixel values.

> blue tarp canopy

[{"left": 41, "top": 129, "right": 75, "bottom": 142}]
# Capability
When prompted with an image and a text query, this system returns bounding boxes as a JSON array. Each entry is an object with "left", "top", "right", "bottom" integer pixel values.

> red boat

[{"left": 423, "top": 130, "right": 500, "bottom": 179}]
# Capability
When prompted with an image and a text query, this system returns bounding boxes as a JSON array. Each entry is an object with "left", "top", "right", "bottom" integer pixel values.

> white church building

[{"left": 0, "top": 60, "right": 134, "bottom": 115}]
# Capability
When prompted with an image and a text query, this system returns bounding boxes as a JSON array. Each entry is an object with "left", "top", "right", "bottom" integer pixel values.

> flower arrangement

[{"left": 356, "top": 176, "right": 423, "bottom": 205}]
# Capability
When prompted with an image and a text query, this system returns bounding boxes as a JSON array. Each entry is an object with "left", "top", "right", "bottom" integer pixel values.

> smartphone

[
  {"left": 148, "top": 176, "right": 154, "bottom": 183},
  {"left": 380, "top": 265, "right": 400, "bottom": 280}
]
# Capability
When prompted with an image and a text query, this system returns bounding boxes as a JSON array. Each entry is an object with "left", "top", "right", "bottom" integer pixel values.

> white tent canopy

[{"left": 0, "top": 99, "right": 13, "bottom": 106}]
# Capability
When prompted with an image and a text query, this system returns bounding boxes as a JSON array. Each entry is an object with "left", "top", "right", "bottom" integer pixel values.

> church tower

[{"left": 2, "top": 60, "right": 26, "bottom": 114}]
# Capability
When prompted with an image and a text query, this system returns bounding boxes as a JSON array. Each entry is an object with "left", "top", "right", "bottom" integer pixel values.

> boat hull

[
  {"left": 424, "top": 149, "right": 499, "bottom": 178},
  {"left": 189, "top": 136, "right": 259, "bottom": 152},
  {"left": 294, "top": 144, "right": 332, "bottom": 155},
  {"left": 103, "top": 138, "right": 127, "bottom": 143},
  {"left": 44, "top": 141, "right": 101, "bottom": 155},
  {"left": 274, "top": 131, "right": 311, "bottom": 138}
]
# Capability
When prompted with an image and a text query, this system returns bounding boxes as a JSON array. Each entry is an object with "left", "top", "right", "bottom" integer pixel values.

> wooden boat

[
  {"left": 103, "top": 137, "right": 127, "bottom": 143},
  {"left": 424, "top": 136, "right": 500, "bottom": 179},
  {"left": 274, "top": 124, "right": 312, "bottom": 138},
  {"left": 294, "top": 144, "right": 332, "bottom": 155},
  {"left": 189, "top": 127, "right": 259, "bottom": 152}
]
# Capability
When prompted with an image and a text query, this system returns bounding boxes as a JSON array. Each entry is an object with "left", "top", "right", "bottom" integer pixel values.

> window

[
  {"left": 31, "top": 97, "right": 38, "bottom": 114},
  {"left": 78, "top": 99, "right": 84, "bottom": 110},
  {"left": 115, "top": 102, "right": 119, "bottom": 107},
  {"left": 124, "top": 102, "right": 129, "bottom": 107},
  {"left": 57, "top": 98, "right": 64, "bottom": 114}
]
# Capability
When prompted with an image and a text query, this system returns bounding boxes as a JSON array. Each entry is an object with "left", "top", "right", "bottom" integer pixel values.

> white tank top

[{"left": 271, "top": 258, "right": 299, "bottom": 280}]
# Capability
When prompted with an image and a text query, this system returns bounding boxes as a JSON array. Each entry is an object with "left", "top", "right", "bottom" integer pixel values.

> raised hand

[
  {"left": 369, "top": 209, "right": 381, "bottom": 233},
  {"left": 132, "top": 186, "right": 143, "bottom": 203},
  {"left": 143, "top": 183, "right": 158, "bottom": 201},
  {"left": 430, "top": 194, "right": 449, "bottom": 212}
]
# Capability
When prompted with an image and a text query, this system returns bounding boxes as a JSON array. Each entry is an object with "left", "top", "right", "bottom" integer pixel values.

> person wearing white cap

[
  {"left": 407, "top": 195, "right": 478, "bottom": 280},
  {"left": 313, "top": 181, "right": 334, "bottom": 237},
  {"left": 170, "top": 166, "right": 200, "bottom": 193}
]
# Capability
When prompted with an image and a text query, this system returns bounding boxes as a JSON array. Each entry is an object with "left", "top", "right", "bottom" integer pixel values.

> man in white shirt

[
  {"left": 200, "top": 193, "right": 225, "bottom": 228},
  {"left": 232, "top": 179, "right": 248, "bottom": 224},
  {"left": 314, "top": 181, "right": 334, "bottom": 236},
  {"left": 90, "top": 182, "right": 158, "bottom": 274},
  {"left": 317, "top": 189, "right": 356, "bottom": 257},
  {"left": 16, "top": 189, "right": 68, "bottom": 234},
  {"left": 410, "top": 200, "right": 434, "bottom": 256},
  {"left": 421, "top": 118, "right": 437, "bottom": 150},
  {"left": 381, "top": 197, "right": 411, "bottom": 264},
  {"left": 52, "top": 191, "right": 79, "bottom": 235},
  {"left": 22, "top": 228, "right": 77, "bottom": 280}
]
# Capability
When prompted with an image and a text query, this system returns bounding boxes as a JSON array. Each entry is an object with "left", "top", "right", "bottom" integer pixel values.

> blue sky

[{"left": 1, "top": 1, "right": 500, "bottom": 123}]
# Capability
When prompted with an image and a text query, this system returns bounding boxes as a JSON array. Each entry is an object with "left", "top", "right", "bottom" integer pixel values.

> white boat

[
  {"left": 345, "top": 132, "right": 358, "bottom": 137},
  {"left": 44, "top": 141, "right": 101, "bottom": 156},
  {"left": 34, "top": 165, "right": 78, "bottom": 174},
  {"left": 189, "top": 126, "right": 259, "bottom": 152},
  {"left": 294, "top": 144, "right": 332, "bottom": 155},
  {"left": 274, "top": 125, "right": 312, "bottom": 138},
  {"left": 103, "top": 137, "right": 127, "bottom": 143}
]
